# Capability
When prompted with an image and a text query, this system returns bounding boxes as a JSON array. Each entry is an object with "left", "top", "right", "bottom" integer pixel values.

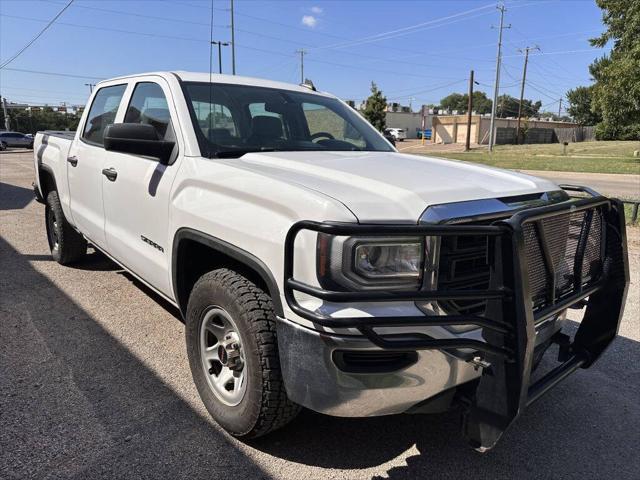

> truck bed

[{"left": 38, "top": 130, "right": 76, "bottom": 140}]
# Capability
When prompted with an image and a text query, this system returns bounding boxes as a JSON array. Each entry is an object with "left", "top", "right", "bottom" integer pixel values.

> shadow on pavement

[
  {"left": 0, "top": 182, "right": 33, "bottom": 210},
  {"left": 22, "top": 250, "right": 123, "bottom": 272},
  {"left": 0, "top": 236, "right": 270, "bottom": 479}
]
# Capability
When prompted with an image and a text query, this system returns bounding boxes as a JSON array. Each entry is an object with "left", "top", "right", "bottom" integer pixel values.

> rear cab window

[{"left": 82, "top": 84, "right": 127, "bottom": 146}]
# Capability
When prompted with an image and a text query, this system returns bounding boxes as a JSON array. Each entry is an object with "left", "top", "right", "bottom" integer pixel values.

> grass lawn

[
  {"left": 625, "top": 203, "right": 639, "bottom": 225},
  {"left": 433, "top": 140, "right": 640, "bottom": 175}
]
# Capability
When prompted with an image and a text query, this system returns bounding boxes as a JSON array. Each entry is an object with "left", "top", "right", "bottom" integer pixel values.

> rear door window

[{"left": 82, "top": 84, "right": 127, "bottom": 146}]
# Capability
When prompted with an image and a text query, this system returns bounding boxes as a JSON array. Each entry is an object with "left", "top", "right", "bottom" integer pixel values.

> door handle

[
  {"left": 67, "top": 156, "right": 78, "bottom": 167},
  {"left": 101, "top": 167, "right": 118, "bottom": 182}
]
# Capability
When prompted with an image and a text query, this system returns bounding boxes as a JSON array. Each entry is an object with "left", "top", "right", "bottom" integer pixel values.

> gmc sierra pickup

[{"left": 33, "top": 72, "right": 629, "bottom": 451}]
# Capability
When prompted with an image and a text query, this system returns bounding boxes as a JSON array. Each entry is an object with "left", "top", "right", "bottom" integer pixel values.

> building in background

[
  {"left": 432, "top": 115, "right": 579, "bottom": 145},
  {"left": 385, "top": 108, "right": 433, "bottom": 138}
]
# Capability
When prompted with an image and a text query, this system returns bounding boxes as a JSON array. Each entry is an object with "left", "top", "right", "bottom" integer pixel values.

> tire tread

[{"left": 190, "top": 268, "right": 300, "bottom": 438}]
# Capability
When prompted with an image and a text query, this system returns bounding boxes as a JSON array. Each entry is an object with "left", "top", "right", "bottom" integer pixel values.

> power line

[
  {"left": 0, "top": 85, "right": 86, "bottom": 95},
  {"left": 391, "top": 79, "right": 468, "bottom": 100},
  {"left": 503, "top": 48, "right": 599, "bottom": 58},
  {"left": 525, "top": 82, "right": 562, "bottom": 102},
  {"left": 0, "top": 14, "right": 206, "bottom": 44},
  {"left": 46, "top": 0, "right": 210, "bottom": 27},
  {"left": 0, "top": 0, "right": 74, "bottom": 69},
  {"left": 2, "top": 67, "right": 104, "bottom": 80},
  {"left": 1, "top": 13, "right": 468, "bottom": 82},
  {"left": 313, "top": 4, "right": 495, "bottom": 50}
]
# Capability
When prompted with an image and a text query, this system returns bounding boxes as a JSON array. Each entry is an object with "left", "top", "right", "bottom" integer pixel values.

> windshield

[{"left": 182, "top": 82, "right": 394, "bottom": 158}]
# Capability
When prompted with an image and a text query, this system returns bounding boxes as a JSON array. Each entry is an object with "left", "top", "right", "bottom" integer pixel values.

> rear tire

[
  {"left": 186, "top": 268, "right": 300, "bottom": 438},
  {"left": 45, "top": 190, "right": 87, "bottom": 265}
]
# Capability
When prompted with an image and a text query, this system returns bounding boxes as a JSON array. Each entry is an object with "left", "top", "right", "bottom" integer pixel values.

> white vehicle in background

[
  {"left": 384, "top": 127, "right": 407, "bottom": 141},
  {"left": 32, "top": 71, "right": 628, "bottom": 452}
]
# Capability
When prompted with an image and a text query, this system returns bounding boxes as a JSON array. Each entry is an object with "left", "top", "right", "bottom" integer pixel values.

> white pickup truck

[{"left": 33, "top": 71, "right": 629, "bottom": 451}]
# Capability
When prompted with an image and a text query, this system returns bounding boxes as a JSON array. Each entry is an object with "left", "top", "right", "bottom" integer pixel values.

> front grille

[
  {"left": 437, "top": 232, "right": 491, "bottom": 316},
  {"left": 436, "top": 207, "right": 604, "bottom": 316}
]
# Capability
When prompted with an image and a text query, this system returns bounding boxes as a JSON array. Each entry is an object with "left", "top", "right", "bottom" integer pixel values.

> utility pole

[
  {"left": 84, "top": 83, "right": 95, "bottom": 93},
  {"left": 558, "top": 98, "right": 562, "bottom": 117},
  {"left": 465, "top": 70, "right": 474, "bottom": 151},
  {"left": 515, "top": 45, "right": 539, "bottom": 144},
  {"left": 230, "top": 0, "right": 236, "bottom": 75},
  {"left": 211, "top": 41, "right": 229, "bottom": 74},
  {"left": 296, "top": 49, "right": 306, "bottom": 84},
  {"left": 2, "top": 97, "right": 10, "bottom": 131},
  {"left": 488, "top": 4, "right": 510, "bottom": 152}
]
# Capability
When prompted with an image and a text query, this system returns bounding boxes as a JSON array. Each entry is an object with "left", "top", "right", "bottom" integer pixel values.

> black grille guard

[{"left": 283, "top": 186, "right": 630, "bottom": 451}]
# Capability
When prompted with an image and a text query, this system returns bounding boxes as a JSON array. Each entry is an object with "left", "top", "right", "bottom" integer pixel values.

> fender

[
  {"left": 37, "top": 163, "right": 57, "bottom": 199},
  {"left": 172, "top": 227, "right": 284, "bottom": 317}
]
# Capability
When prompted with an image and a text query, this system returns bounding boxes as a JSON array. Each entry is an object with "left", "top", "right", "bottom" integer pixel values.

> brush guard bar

[{"left": 283, "top": 187, "right": 629, "bottom": 451}]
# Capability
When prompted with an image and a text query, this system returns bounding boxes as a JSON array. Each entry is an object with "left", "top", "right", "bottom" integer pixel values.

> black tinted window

[
  {"left": 82, "top": 84, "right": 126, "bottom": 146},
  {"left": 124, "top": 82, "right": 172, "bottom": 139},
  {"left": 183, "top": 82, "right": 393, "bottom": 158}
]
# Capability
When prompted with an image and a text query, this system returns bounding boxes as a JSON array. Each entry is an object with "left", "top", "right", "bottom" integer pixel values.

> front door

[
  {"left": 67, "top": 84, "right": 127, "bottom": 248},
  {"left": 102, "top": 79, "right": 182, "bottom": 297}
]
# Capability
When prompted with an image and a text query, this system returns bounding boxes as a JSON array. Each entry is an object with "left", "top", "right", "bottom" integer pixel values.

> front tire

[
  {"left": 45, "top": 190, "right": 87, "bottom": 265},
  {"left": 186, "top": 268, "right": 300, "bottom": 439}
]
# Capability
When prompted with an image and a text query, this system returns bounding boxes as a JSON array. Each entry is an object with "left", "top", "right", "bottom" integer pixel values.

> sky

[{"left": 0, "top": 0, "right": 611, "bottom": 114}]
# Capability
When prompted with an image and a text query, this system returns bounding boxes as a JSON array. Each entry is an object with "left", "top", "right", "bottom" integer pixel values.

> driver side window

[
  {"left": 302, "top": 102, "right": 366, "bottom": 147},
  {"left": 124, "top": 82, "right": 174, "bottom": 140}
]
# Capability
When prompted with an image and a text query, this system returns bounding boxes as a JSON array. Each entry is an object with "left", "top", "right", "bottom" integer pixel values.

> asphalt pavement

[
  {"left": 1, "top": 150, "right": 639, "bottom": 479},
  {"left": 518, "top": 170, "right": 640, "bottom": 200}
]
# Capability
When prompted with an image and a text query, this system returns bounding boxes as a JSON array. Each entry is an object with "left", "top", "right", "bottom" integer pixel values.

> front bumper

[
  {"left": 282, "top": 186, "right": 629, "bottom": 451},
  {"left": 276, "top": 315, "right": 481, "bottom": 417}
]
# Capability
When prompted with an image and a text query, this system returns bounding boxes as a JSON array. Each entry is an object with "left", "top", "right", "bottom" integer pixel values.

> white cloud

[
  {"left": 311, "top": 6, "right": 323, "bottom": 14},
  {"left": 301, "top": 15, "right": 317, "bottom": 28}
]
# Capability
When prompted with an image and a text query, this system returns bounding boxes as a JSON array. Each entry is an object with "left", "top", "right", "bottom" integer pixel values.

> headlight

[{"left": 317, "top": 234, "right": 425, "bottom": 290}]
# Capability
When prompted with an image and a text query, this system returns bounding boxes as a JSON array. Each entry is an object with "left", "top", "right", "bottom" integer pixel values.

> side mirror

[{"left": 104, "top": 123, "right": 175, "bottom": 165}]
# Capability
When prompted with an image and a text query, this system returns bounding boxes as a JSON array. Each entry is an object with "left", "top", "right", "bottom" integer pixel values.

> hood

[{"left": 236, "top": 151, "right": 559, "bottom": 222}]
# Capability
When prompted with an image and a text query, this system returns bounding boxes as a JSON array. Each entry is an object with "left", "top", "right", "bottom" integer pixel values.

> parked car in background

[
  {"left": 0, "top": 131, "right": 34, "bottom": 149},
  {"left": 383, "top": 131, "right": 396, "bottom": 146},
  {"left": 384, "top": 127, "right": 407, "bottom": 141}
]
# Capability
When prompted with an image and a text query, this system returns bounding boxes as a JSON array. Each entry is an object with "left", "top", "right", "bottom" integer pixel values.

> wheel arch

[
  {"left": 38, "top": 164, "right": 58, "bottom": 199},
  {"left": 172, "top": 228, "right": 284, "bottom": 318}
]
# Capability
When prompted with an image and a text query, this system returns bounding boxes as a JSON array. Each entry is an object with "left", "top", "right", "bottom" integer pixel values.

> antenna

[{"left": 208, "top": 0, "right": 214, "bottom": 155}]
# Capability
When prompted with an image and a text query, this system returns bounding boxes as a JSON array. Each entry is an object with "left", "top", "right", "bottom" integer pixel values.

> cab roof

[{"left": 96, "top": 71, "right": 331, "bottom": 97}]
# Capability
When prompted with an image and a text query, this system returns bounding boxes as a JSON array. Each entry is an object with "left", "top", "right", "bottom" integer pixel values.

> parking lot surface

[{"left": 1, "top": 150, "right": 639, "bottom": 479}]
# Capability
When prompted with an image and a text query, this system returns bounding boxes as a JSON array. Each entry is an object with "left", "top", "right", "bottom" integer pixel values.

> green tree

[
  {"left": 566, "top": 85, "right": 602, "bottom": 125},
  {"left": 362, "top": 82, "right": 387, "bottom": 131},
  {"left": 439, "top": 93, "right": 465, "bottom": 112},
  {"left": 496, "top": 94, "right": 541, "bottom": 118},
  {"left": 0, "top": 103, "right": 81, "bottom": 134},
  {"left": 439, "top": 91, "right": 492, "bottom": 114},
  {"left": 539, "top": 111, "right": 572, "bottom": 123},
  {"left": 588, "top": 0, "right": 640, "bottom": 139}
]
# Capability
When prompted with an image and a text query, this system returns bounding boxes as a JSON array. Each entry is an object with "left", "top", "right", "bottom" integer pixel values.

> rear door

[
  {"left": 102, "top": 77, "right": 183, "bottom": 296},
  {"left": 67, "top": 83, "right": 127, "bottom": 247}
]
